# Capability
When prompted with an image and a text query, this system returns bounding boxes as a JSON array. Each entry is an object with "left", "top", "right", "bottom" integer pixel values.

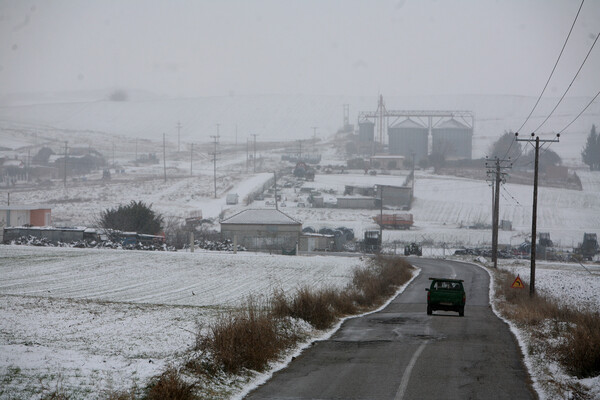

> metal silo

[
  {"left": 358, "top": 121, "right": 375, "bottom": 143},
  {"left": 432, "top": 119, "right": 473, "bottom": 159},
  {"left": 387, "top": 118, "right": 428, "bottom": 162}
]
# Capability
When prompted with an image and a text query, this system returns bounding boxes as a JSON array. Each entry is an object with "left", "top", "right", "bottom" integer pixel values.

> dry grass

[
  {"left": 145, "top": 368, "right": 196, "bottom": 400},
  {"left": 272, "top": 255, "right": 414, "bottom": 329},
  {"left": 272, "top": 286, "right": 345, "bottom": 330},
  {"left": 196, "top": 255, "right": 414, "bottom": 377},
  {"left": 494, "top": 269, "right": 600, "bottom": 379},
  {"left": 196, "top": 297, "right": 297, "bottom": 374},
  {"left": 352, "top": 255, "right": 414, "bottom": 307}
]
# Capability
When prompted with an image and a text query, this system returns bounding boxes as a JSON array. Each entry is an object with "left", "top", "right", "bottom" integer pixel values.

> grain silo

[
  {"left": 358, "top": 121, "right": 375, "bottom": 143},
  {"left": 388, "top": 118, "right": 428, "bottom": 162},
  {"left": 432, "top": 119, "right": 473, "bottom": 160}
]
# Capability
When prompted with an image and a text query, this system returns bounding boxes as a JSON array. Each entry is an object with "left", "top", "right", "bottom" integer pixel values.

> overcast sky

[{"left": 0, "top": 0, "right": 599, "bottom": 98}]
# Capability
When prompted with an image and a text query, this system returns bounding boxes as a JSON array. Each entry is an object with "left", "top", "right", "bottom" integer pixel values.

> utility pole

[
  {"left": 274, "top": 171, "right": 278, "bottom": 210},
  {"left": 163, "top": 133, "right": 167, "bottom": 182},
  {"left": 210, "top": 134, "right": 220, "bottom": 198},
  {"left": 135, "top": 138, "right": 138, "bottom": 162},
  {"left": 516, "top": 132, "right": 560, "bottom": 296},
  {"left": 64, "top": 141, "right": 68, "bottom": 187},
  {"left": 379, "top": 185, "right": 384, "bottom": 246},
  {"left": 311, "top": 127, "right": 318, "bottom": 142},
  {"left": 176, "top": 121, "right": 182, "bottom": 153},
  {"left": 246, "top": 138, "right": 249, "bottom": 173},
  {"left": 411, "top": 151, "right": 416, "bottom": 206},
  {"left": 486, "top": 157, "right": 511, "bottom": 268},
  {"left": 251, "top": 134, "right": 258, "bottom": 173},
  {"left": 190, "top": 143, "right": 193, "bottom": 176},
  {"left": 297, "top": 139, "right": 303, "bottom": 160}
]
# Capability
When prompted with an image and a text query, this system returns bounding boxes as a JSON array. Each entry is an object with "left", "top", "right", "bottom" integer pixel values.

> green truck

[{"left": 425, "top": 277, "right": 466, "bottom": 317}]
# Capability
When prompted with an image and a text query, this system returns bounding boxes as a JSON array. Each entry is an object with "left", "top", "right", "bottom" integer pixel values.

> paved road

[{"left": 245, "top": 258, "right": 537, "bottom": 400}]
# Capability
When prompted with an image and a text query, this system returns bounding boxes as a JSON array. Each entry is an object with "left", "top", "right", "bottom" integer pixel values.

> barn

[{"left": 220, "top": 209, "right": 302, "bottom": 254}]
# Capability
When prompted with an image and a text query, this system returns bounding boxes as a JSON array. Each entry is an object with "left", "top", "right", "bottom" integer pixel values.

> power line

[
  {"left": 502, "top": 185, "right": 522, "bottom": 206},
  {"left": 557, "top": 89, "right": 600, "bottom": 135},
  {"left": 515, "top": 0, "right": 585, "bottom": 135},
  {"left": 533, "top": 30, "right": 600, "bottom": 133}
]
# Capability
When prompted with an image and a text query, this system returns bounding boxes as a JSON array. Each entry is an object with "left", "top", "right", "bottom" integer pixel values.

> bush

[
  {"left": 99, "top": 200, "right": 163, "bottom": 235},
  {"left": 145, "top": 368, "right": 195, "bottom": 400},
  {"left": 194, "top": 256, "right": 414, "bottom": 378},
  {"left": 494, "top": 269, "right": 600, "bottom": 378},
  {"left": 197, "top": 298, "right": 297, "bottom": 374}
]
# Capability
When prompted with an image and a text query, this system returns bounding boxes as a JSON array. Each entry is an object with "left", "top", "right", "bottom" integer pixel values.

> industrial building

[
  {"left": 387, "top": 119, "right": 428, "bottom": 162},
  {"left": 431, "top": 118, "right": 473, "bottom": 159},
  {"left": 357, "top": 96, "right": 474, "bottom": 162},
  {"left": 220, "top": 209, "right": 302, "bottom": 254},
  {"left": 358, "top": 121, "right": 375, "bottom": 143}
]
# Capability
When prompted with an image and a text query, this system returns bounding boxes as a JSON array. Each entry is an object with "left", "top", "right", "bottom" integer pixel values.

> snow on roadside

[
  {"left": 0, "top": 246, "right": 366, "bottom": 399},
  {"left": 475, "top": 258, "right": 600, "bottom": 400}
]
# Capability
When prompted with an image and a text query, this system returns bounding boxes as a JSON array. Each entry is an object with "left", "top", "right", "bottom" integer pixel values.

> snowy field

[
  {"left": 0, "top": 246, "right": 365, "bottom": 399},
  {"left": 497, "top": 259, "right": 600, "bottom": 310}
]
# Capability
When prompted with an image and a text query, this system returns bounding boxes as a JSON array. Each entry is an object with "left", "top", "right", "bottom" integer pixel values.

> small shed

[
  {"left": 299, "top": 233, "right": 335, "bottom": 252},
  {"left": 220, "top": 209, "right": 302, "bottom": 254},
  {"left": 0, "top": 205, "right": 51, "bottom": 227},
  {"left": 336, "top": 197, "right": 376, "bottom": 209},
  {"left": 376, "top": 185, "right": 413, "bottom": 209}
]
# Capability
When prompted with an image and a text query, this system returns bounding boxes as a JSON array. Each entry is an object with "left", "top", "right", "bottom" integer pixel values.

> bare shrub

[
  {"left": 557, "top": 310, "right": 600, "bottom": 378},
  {"left": 494, "top": 268, "right": 600, "bottom": 379},
  {"left": 145, "top": 368, "right": 195, "bottom": 400},
  {"left": 198, "top": 298, "right": 297, "bottom": 374},
  {"left": 273, "top": 286, "right": 340, "bottom": 330},
  {"left": 352, "top": 255, "right": 414, "bottom": 307}
]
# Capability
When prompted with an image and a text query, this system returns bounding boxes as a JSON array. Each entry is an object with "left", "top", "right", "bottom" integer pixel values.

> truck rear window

[{"left": 433, "top": 281, "right": 462, "bottom": 290}]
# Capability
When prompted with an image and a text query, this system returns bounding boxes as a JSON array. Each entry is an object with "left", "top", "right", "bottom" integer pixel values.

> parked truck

[
  {"left": 361, "top": 230, "right": 381, "bottom": 253},
  {"left": 576, "top": 233, "right": 599, "bottom": 260},
  {"left": 373, "top": 213, "right": 413, "bottom": 230}
]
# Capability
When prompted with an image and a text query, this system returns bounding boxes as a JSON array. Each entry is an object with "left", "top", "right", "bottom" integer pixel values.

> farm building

[
  {"left": 431, "top": 118, "right": 473, "bottom": 160},
  {"left": 369, "top": 155, "right": 406, "bottom": 170},
  {"left": 2, "top": 226, "right": 96, "bottom": 244},
  {"left": 220, "top": 209, "right": 302, "bottom": 254},
  {"left": 0, "top": 205, "right": 51, "bottom": 227},
  {"left": 336, "top": 197, "right": 376, "bottom": 209},
  {"left": 298, "top": 233, "right": 335, "bottom": 252},
  {"left": 376, "top": 184, "right": 413, "bottom": 209},
  {"left": 344, "top": 185, "right": 376, "bottom": 197}
]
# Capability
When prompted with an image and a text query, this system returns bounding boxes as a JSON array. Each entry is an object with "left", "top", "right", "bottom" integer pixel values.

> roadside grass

[
  {"left": 89, "top": 255, "right": 414, "bottom": 400},
  {"left": 196, "top": 255, "right": 414, "bottom": 376},
  {"left": 493, "top": 268, "right": 600, "bottom": 397}
]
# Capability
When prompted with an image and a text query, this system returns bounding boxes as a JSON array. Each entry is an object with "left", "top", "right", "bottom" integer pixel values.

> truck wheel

[
  {"left": 427, "top": 305, "right": 432, "bottom": 315},
  {"left": 459, "top": 307, "right": 464, "bottom": 317}
]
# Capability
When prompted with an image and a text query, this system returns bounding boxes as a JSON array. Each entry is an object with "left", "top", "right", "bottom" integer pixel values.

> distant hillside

[{"left": 0, "top": 93, "right": 598, "bottom": 166}]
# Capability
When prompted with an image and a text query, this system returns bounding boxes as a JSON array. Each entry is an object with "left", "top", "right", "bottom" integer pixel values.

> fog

[{"left": 1, "top": 0, "right": 599, "bottom": 98}]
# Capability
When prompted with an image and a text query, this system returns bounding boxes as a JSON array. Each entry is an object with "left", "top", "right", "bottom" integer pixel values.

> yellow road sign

[{"left": 511, "top": 275, "right": 525, "bottom": 289}]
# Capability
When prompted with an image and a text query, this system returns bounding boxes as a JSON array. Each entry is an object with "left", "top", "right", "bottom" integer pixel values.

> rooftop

[{"left": 221, "top": 209, "right": 301, "bottom": 225}]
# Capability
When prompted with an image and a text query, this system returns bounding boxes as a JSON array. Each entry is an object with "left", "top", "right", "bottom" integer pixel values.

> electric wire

[
  {"left": 514, "top": 0, "right": 585, "bottom": 135},
  {"left": 533, "top": 31, "right": 600, "bottom": 133},
  {"left": 502, "top": 0, "right": 585, "bottom": 163},
  {"left": 502, "top": 185, "right": 522, "bottom": 207},
  {"left": 557, "top": 88, "right": 600, "bottom": 135}
]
